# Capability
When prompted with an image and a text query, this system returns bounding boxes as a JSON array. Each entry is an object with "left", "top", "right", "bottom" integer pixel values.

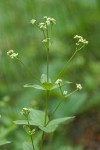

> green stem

[
  {"left": 16, "top": 57, "right": 39, "bottom": 82},
  {"left": 27, "top": 117, "right": 35, "bottom": 150},
  {"left": 40, "top": 23, "right": 50, "bottom": 150},
  {"left": 40, "top": 91, "right": 49, "bottom": 150},
  {"left": 59, "top": 83, "right": 63, "bottom": 96},
  {"left": 56, "top": 50, "right": 78, "bottom": 79},
  {"left": 43, "top": 30, "right": 46, "bottom": 39},
  {"left": 52, "top": 89, "right": 78, "bottom": 115},
  {"left": 46, "top": 24, "right": 49, "bottom": 83},
  {"left": 44, "top": 90, "right": 49, "bottom": 126},
  {"left": 55, "top": 45, "right": 85, "bottom": 80},
  {"left": 65, "top": 89, "right": 78, "bottom": 98},
  {"left": 47, "top": 48, "right": 49, "bottom": 82},
  {"left": 52, "top": 100, "right": 62, "bottom": 115},
  {"left": 40, "top": 90, "right": 49, "bottom": 150}
]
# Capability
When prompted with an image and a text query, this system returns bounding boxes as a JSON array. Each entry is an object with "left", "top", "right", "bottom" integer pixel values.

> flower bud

[{"left": 20, "top": 108, "right": 31, "bottom": 117}]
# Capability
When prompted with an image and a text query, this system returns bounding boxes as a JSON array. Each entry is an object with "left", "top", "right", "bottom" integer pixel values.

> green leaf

[
  {"left": 14, "top": 120, "right": 28, "bottom": 125},
  {"left": 14, "top": 112, "right": 74, "bottom": 133},
  {"left": 29, "top": 109, "right": 49, "bottom": 126},
  {"left": 48, "top": 117, "right": 74, "bottom": 126},
  {"left": 0, "top": 140, "right": 11, "bottom": 146},
  {"left": 24, "top": 80, "right": 72, "bottom": 91},
  {"left": 23, "top": 142, "right": 32, "bottom": 150},
  {"left": 14, "top": 109, "right": 49, "bottom": 127},
  {"left": 24, "top": 84, "right": 44, "bottom": 90},
  {"left": 39, "top": 117, "right": 74, "bottom": 133}
]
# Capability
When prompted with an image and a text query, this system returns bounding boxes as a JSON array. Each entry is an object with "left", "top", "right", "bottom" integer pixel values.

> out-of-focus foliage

[{"left": 0, "top": 0, "right": 100, "bottom": 150}]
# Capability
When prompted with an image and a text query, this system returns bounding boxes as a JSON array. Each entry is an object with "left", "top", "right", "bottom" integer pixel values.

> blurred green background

[{"left": 0, "top": 0, "right": 100, "bottom": 150}]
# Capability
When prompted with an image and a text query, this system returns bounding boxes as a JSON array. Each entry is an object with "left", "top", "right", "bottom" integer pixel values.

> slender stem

[
  {"left": 46, "top": 24, "right": 49, "bottom": 83},
  {"left": 50, "top": 25, "right": 53, "bottom": 40},
  {"left": 27, "top": 117, "right": 35, "bottom": 150},
  {"left": 15, "top": 57, "right": 39, "bottom": 82},
  {"left": 56, "top": 50, "right": 78, "bottom": 80},
  {"left": 59, "top": 83, "right": 63, "bottom": 96},
  {"left": 40, "top": 23, "right": 50, "bottom": 150},
  {"left": 16, "top": 57, "right": 33, "bottom": 76},
  {"left": 43, "top": 30, "right": 46, "bottom": 39},
  {"left": 44, "top": 90, "right": 49, "bottom": 126},
  {"left": 65, "top": 89, "right": 78, "bottom": 98},
  {"left": 47, "top": 48, "right": 49, "bottom": 82},
  {"left": 40, "top": 90, "right": 49, "bottom": 150},
  {"left": 52, "top": 89, "right": 78, "bottom": 115},
  {"left": 55, "top": 45, "right": 85, "bottom": 80},
  {"left": 46, "top": 25, "right": 49, "bottom": 40},
  {"left": 52, "top": 100, "right": 62, "bottom": 115}
]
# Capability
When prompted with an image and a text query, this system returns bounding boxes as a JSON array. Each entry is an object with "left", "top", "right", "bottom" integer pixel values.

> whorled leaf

[
  {"left": 14, "top": 109, "right": 74, "bottom": 133},
  {"left": 24, "top": 80, "right": 72, "bottom": 91}
]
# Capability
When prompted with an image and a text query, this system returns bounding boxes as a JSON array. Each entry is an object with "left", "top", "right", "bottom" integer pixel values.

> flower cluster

[
  {"left": 44, "top": 16, "right": 56, "bottom": 25},
  {"left": 30, "top": 16, "right": 56, "bottom": 30},
  {"left": 74, "top": 35, "right": 88, "bottom": 46},
  {"left": 7, "top": 50, "right": 18, "bottom": 59}
]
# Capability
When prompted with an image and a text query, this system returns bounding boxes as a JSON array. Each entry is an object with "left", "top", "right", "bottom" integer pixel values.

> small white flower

[
  {"left": 76, "top": 84, "right": 82, "bottom": 90},
  {"left": 30, "top": 19, "right": 36, "bottom": 25},
  {"left": 63, "top": 90, "right": 68, "bottom": 96},
  {"left": 55, "top": 79, "right": 62, "bottom": 85},
  {"left": 7, "top": 50, "right": 14, "bottom": 55},
  {"left": 10, "top": 53, "right": 18, "bottom": 59},
  {"left": 7, "top": 50, "right": 18, "bottom": 59},
  {"left": 39, "top": 22, "right": 46, "bottom": 30}
]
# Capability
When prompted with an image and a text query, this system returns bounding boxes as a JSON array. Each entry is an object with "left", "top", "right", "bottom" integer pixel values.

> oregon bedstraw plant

[{"left": 7, "top": 16, "right": 88, "bottom": 150}]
